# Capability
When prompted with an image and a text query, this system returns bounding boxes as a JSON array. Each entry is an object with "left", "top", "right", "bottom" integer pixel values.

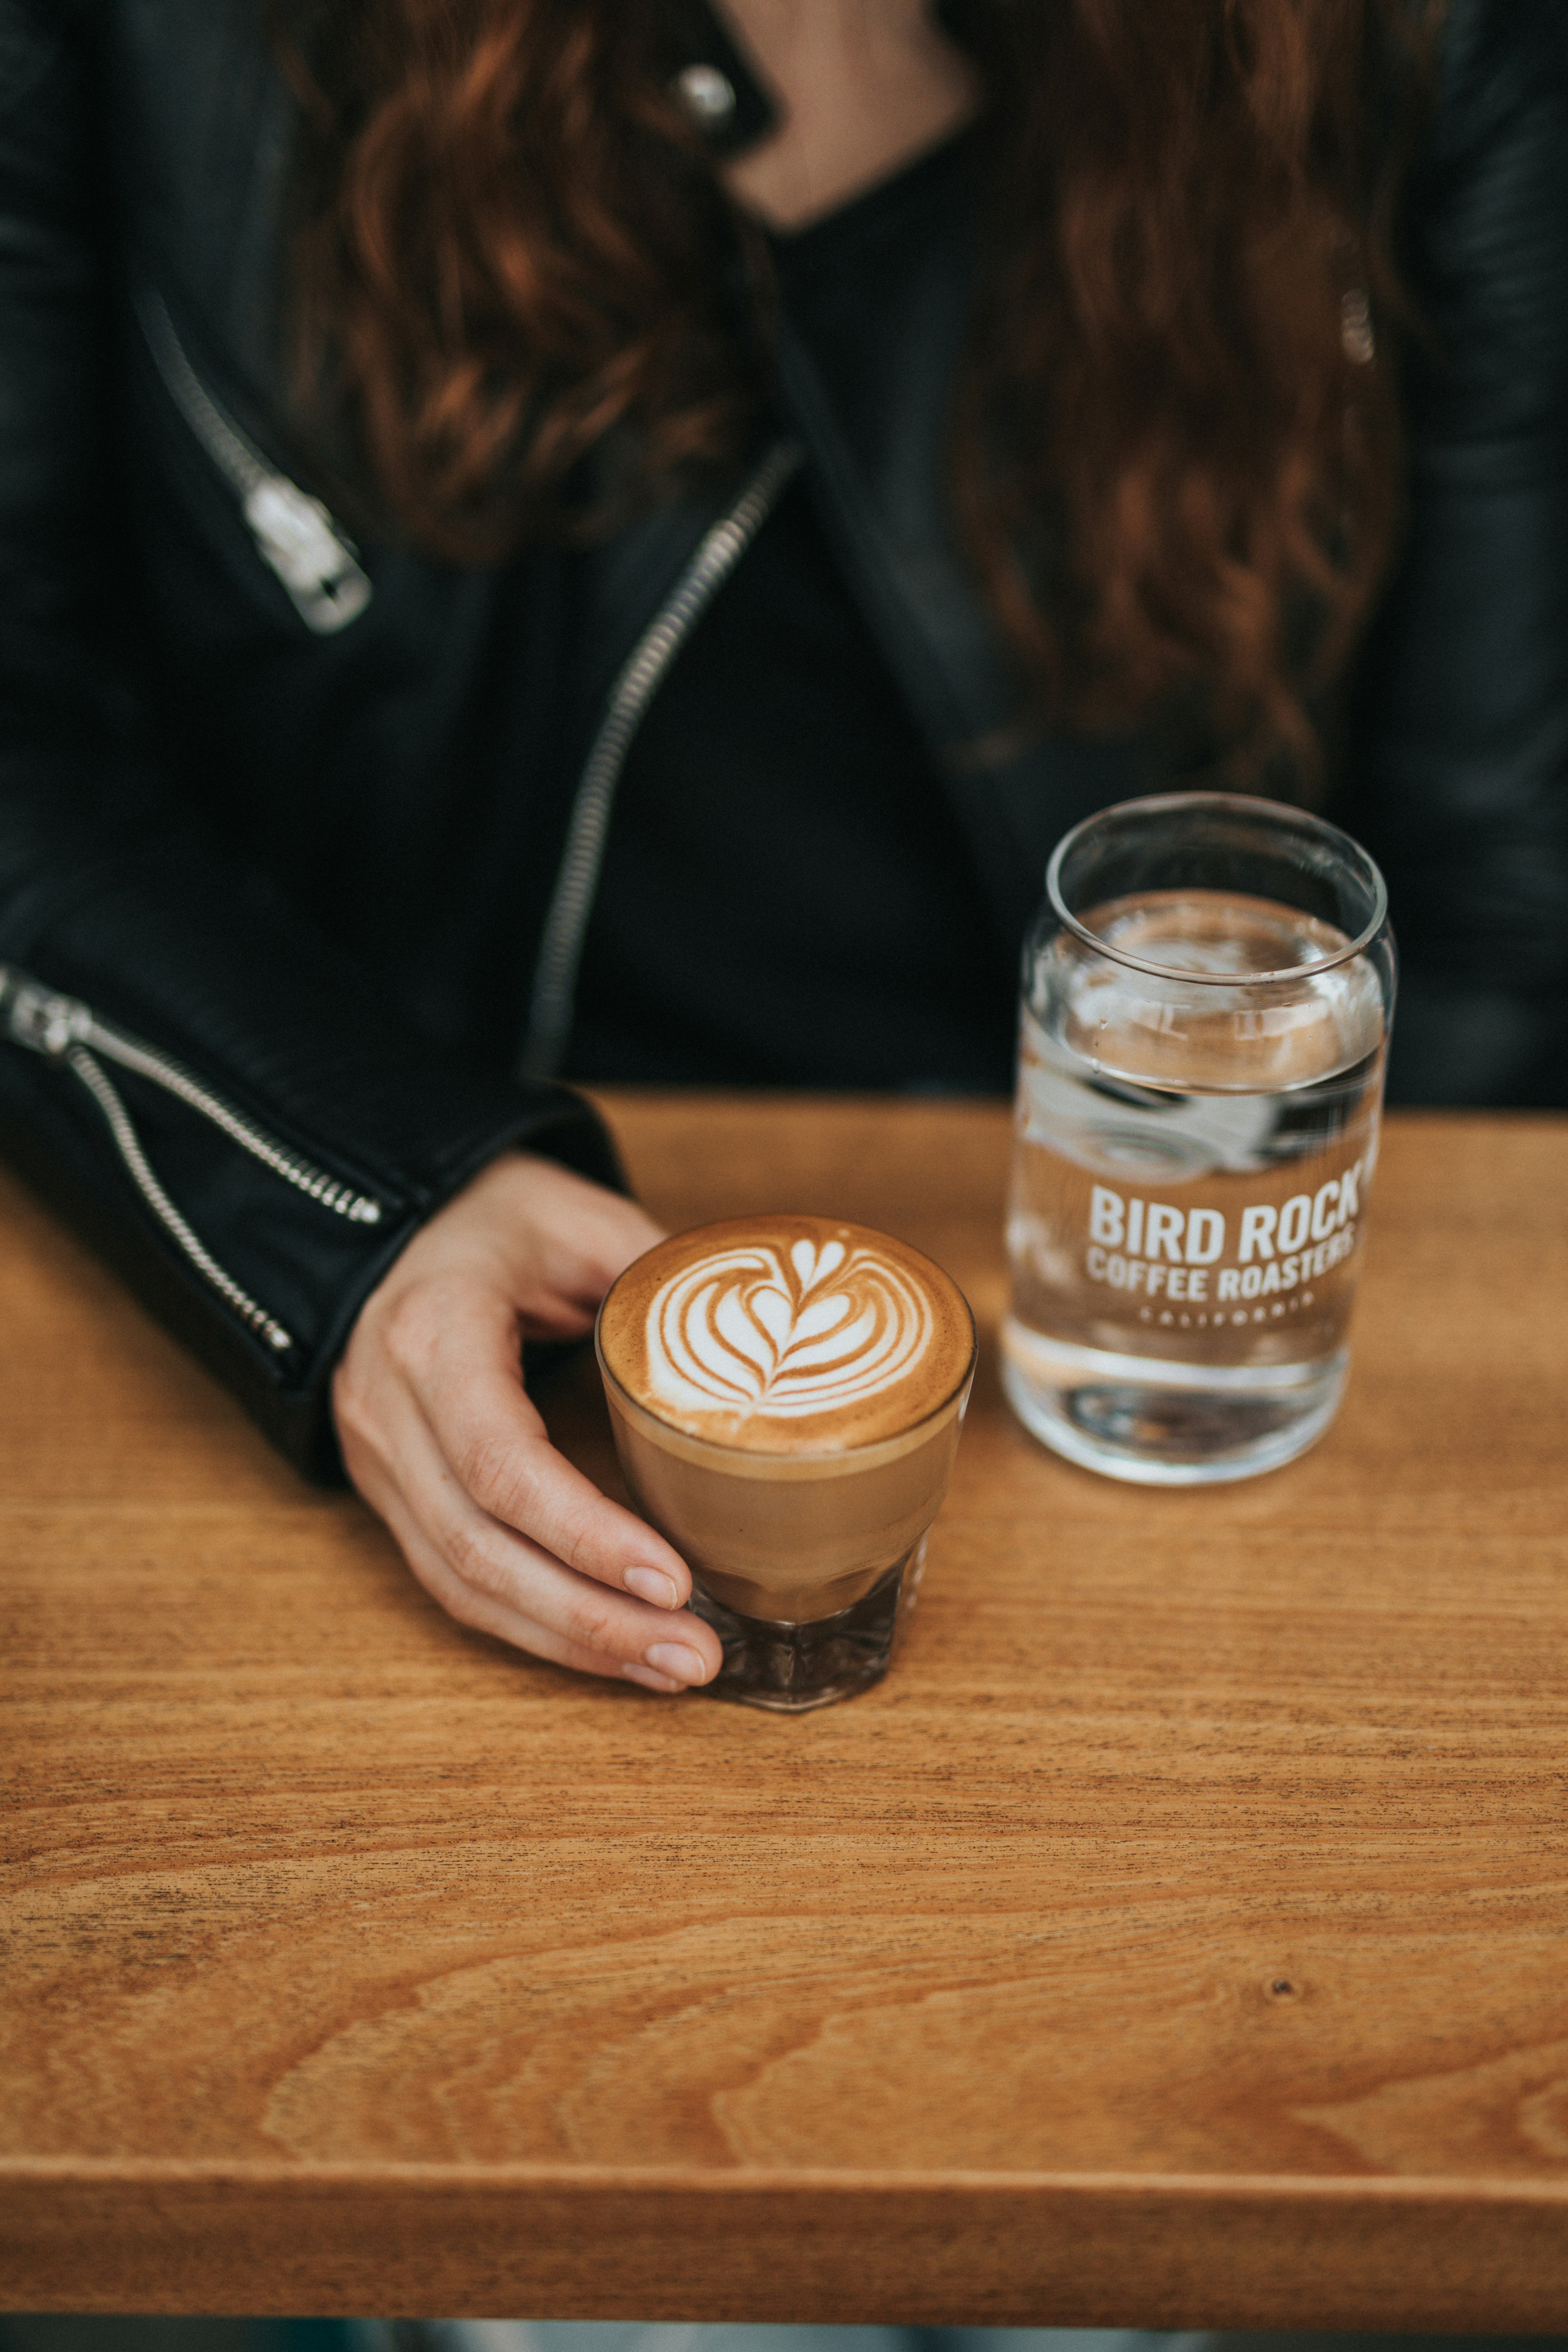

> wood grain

[{"left": 2, "top": 1097, "right": 1566, "bottom": 2322}]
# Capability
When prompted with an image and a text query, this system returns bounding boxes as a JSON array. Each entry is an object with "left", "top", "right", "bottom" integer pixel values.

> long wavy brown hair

[{"left": 282, "top": 0, "right": 1438, "bottom": 786}]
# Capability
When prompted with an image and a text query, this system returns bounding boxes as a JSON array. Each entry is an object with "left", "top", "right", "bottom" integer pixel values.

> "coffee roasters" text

[{"left": 1083, "top": 1160, "right": 1364, "bottom": 1303}]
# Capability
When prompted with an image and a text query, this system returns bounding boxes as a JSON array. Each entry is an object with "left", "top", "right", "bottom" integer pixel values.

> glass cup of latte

[
  {"left": 1002, "top": 792, "right": 1396, "bottom": 1485},
  {"left": 596, "top": 1215, "right": 976, "bottom": 1712}
]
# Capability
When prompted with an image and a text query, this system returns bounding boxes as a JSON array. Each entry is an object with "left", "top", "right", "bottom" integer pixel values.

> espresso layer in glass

[{"left": 600, "top": 1374, "right": 967, "bottom": 1621}]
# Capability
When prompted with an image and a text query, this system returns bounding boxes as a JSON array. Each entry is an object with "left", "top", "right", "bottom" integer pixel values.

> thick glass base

[
  {"left": 687, "top": 1540, "right": 927, "bottom": 1713},
  {"left": 1001, "top": 1316, "right": 1348, "bottom": 1486}
]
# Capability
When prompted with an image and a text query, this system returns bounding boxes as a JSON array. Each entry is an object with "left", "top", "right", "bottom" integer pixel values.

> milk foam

[
  {"left": 645, "top": 1236, "right": 933, "bottom": 1423},
  {"left": 599, "top": 1216, "right": 974, "bottom": 1454}
]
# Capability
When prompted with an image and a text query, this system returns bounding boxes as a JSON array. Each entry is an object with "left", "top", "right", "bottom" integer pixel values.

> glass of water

[{"left": 1001, "top": 791, "right": 1396, "bottom": 1484}]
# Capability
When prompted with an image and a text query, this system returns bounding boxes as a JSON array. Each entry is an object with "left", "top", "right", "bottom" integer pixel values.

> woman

[{"left": 0, "top": 0, "right": 1564, "bottom": 1699}]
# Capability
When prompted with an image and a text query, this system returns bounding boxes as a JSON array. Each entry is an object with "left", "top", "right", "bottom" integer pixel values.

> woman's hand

[{"left": 331, "top": 1152, "right": 724, "bottom": 1693}]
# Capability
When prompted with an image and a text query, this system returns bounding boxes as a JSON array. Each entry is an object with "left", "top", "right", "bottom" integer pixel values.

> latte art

[
  {"left": 599, "top": 1214, "right": 975, "bottom": 1455},
  {"left": 648, "top": 1237, "right": 933, "bottom": 1421}
]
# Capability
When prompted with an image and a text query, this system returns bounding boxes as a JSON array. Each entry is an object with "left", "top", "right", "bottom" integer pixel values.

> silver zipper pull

[
  {"left": 242, "top": 477, "right": 372, "bottom": 634},
  {"left": 136, "top": 286, "right": 372, "bottom": 637},
  {"left": 0, "top": 969, "right": 92, "bottom": 1056}
]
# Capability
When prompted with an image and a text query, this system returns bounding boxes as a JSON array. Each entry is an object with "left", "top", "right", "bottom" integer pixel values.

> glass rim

[{"left": 1045, "top": 791, "right": 1390, "bottom": 986}]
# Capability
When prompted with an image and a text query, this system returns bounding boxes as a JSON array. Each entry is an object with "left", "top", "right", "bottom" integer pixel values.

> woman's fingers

[
  {"left": 376, "top": 1265, "right": 697, "bottom": 1608},
  {"left": 380, "top": 1478, "right": 706, "bottom": 1690},
  {"left": 338, "top": 1349, "right": 721, "bottom": 1687},
  {"left": 331, "top": 1150, "right": 728, "bottom": 1692},
  {"left": 436, "top": 1364, "right": 694, "bottom": 1606}
]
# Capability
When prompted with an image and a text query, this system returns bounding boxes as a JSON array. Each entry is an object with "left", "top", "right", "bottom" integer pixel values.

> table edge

[
  {"left": 5, "top": 2157, "right": 1566, "bottom": 2202},
  {"left": 6, "top": 2159, "right": 1568, "bottom": 2327}
]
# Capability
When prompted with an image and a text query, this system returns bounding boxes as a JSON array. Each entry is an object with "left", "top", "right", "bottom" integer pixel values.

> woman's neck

[{"left": 710, "top": 0, "right": 980, "bottom": 231}]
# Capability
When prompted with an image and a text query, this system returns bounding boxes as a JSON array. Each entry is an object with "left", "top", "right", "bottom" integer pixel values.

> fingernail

[
  {"left": 644, "top": 1641, "right": 709, "bottom": 1686},
  {"left": 624, "top": 1566, "right": 679, "bottom": 1609},
  {"left": 622, "top": 1662, "right": 685, "bottom": 1694}
]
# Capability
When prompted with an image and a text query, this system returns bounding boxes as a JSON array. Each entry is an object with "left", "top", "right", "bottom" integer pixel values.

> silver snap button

[
  {"left": 1340, "top": 287, "right": 1375, "bottom": 366},
  {"left": 674, "top": 63, "right": 738, "bottom": 127}
]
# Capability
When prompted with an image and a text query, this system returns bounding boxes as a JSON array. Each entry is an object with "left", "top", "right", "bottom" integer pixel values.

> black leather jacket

[{"left": 1, "top": 0, "right": 1564, "bottom": 1479}]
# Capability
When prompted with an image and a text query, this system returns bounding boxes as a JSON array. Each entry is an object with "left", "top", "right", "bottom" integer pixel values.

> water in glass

[{"left": 1002, "top": 887, "right": 1387, "bottom": 1482}]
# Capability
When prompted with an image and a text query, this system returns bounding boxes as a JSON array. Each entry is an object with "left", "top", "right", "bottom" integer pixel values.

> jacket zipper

[
  {"left": 136, "top": 288, "right": 372, "bottom": 636},
  {"left": 1, "top": 966, "right": 385, "bottom": 1357},
  {"left": 518, "top": 437, "right": 803, "bottom": 1081}
]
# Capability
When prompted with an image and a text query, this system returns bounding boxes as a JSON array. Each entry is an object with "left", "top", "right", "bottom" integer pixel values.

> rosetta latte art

[{"left": 645, "top": 1237, "right": 934, "bottom": 1421}]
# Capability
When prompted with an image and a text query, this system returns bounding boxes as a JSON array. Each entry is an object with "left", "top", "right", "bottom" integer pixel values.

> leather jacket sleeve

[
  {"left": 0, "top": 0, "right": 620, "bottom": 1482},
  {"left": 1342, "top": 0, "right": 1568, "bottom": 1107}
]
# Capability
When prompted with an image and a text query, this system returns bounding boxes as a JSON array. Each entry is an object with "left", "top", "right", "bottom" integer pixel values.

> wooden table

[{"left": 2, "top": 1097, "right": 1566, "bottom": 2329}]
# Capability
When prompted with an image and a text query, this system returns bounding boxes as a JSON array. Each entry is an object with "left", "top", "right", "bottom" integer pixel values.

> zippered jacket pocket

[
  {"left": 0, "top": 964, "right": 385, "bottom": 1358},
  {"left": 135, "top": 287, "right": 372, "bottom": 635}
]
